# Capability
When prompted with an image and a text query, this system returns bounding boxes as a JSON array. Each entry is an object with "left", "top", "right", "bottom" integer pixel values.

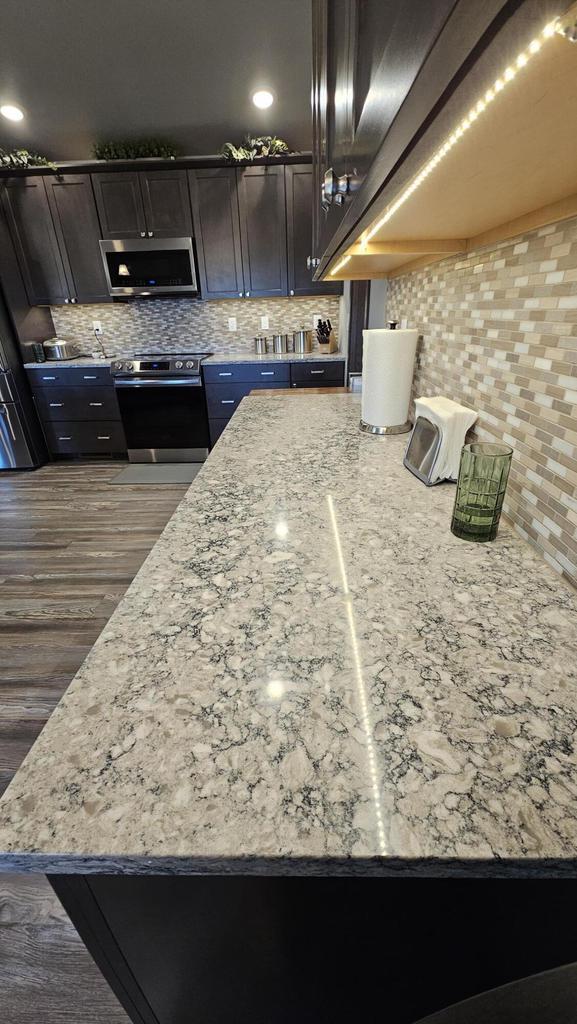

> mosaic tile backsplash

[
  {"left": 387, "top": 216, "right": 577, "bottom": 587},
  {"left": 50, "top": 295, "right": 341, "bottom": 358}
]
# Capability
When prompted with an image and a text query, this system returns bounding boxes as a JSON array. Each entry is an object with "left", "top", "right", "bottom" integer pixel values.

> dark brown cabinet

[
  {"left": 237, "top": 164, "right": 287, "bottom": 298},
  {"left": 27, "top": 364, "right": 126, "bottom": 457},
  {"left": 0, "top": 177, "right": 70, "bottom": 305},
  {"left": 188, "top": 168, "right": 244, "bottom": 299},
  {"left": 286, "top": 164, "right": 341, "bottom": 296},
  {"left": 45, "top": 175, "right": 110, "bottom": 303},
  {"left": 92, "top": 170, "right": 191, "bottom": 239}
]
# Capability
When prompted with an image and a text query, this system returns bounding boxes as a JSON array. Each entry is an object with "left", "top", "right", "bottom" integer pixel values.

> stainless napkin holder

[{"left": 403, "top": 417, "right": 442, "bottom": 486}]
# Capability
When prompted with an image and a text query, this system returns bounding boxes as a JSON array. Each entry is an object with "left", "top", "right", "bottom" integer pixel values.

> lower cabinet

[
  {"left": 26, "top": 365, "right": 126, "bottom": 458},
  {"left": 204, "top": 359, "right": 346, "bottom": 446}
]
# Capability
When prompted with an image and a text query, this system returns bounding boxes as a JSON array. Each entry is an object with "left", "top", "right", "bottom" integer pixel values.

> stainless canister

[
  {"left": 254, "top": 336, "right": 268, "bottom": 354},
  {"left": 272, "top": 333, "right": 289, "bottom": 354},
  {"left": 293, "top": 329, "right": 313, "bottom": 353}
]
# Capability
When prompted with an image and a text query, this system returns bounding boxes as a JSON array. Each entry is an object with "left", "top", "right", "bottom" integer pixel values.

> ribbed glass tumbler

[{"left": 451, "top": 442, "right": 513, "bottom": 542}]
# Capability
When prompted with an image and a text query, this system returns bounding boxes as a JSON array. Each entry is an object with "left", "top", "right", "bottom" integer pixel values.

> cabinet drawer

[
  {"left": 289, "top": 361, "right": 345, "bottom": 385},
  {"left": 27, "top": 365, "right": 113, "bottom": 388},
  {"left": 205, "top": 381, "right": 286, "bottom": 419},
  {"left": 209, "top": 419, "right": 230, "bottom": 447},
  {"left": 42, "top": 421, "right": 126, "bottom": 455},
  {"left": 34, "top": 386, "right": 120, "bottom": 422},
  {"left": 203, "top": 362, "right": 290, "bottom": 384}
]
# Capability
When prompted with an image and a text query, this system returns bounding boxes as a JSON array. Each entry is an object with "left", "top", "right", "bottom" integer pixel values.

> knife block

[{"left": 318, "top": 331, "right": 338, "bottom": 354}]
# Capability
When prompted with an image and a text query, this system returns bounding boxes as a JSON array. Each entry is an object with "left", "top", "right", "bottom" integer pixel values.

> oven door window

[
  {"left": 116, "top": 384, "right": 209, "bottom": 450},
  {"left": 105, "top": 249, "right": 193, "bottom": 289}
]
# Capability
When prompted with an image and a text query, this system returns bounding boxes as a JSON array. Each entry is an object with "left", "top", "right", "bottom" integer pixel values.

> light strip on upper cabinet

[{"left": 353, "top": 16, "right": 565, "bottom": 249}]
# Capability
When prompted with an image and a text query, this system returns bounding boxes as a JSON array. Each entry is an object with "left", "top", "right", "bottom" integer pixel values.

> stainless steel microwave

[{"left": 99, "top": 237, "right": 198, "bottom": 297}]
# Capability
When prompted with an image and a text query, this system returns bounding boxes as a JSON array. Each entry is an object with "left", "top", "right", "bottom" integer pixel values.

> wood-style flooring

[{"left": 0, "top": 460, "right": 188, "bottom": 1023}]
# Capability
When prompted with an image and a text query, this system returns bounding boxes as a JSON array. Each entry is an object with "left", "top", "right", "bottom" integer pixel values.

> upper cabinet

[
  {"left": 286, "top": 164, "right": 341, "bottom": 296},
  {"left": 188, "top": 168, "right": 244, "bottom": 299},
  {"left": 0, "top": 177, "right": 70, "bottom": 305},
  {"left": 237, "top": 165, "right": 287, "bottom": 298},
  {"left": 92, "top": 169, "right": 191, "bottom": 238},
  {"left": 45, "top": 175, "right": 110, "bottom": 303}
]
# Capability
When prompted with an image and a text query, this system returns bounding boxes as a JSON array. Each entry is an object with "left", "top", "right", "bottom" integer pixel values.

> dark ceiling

[{"left": 0, "top": 0, "right": 312, "bottom": 160}]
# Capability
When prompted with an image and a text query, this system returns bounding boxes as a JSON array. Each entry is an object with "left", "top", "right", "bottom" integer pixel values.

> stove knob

[
  {"left": 185, "top": 360, "right": 195, "bottom": 368},
  {"left": 124, "top": 362, "right": 133, "bottom": 371},
  {"left": 175, "top": 360, "right": 184, "bottom": 369},
  {"left": 112, "top": 361, "right": 123, "bottom": 371}
]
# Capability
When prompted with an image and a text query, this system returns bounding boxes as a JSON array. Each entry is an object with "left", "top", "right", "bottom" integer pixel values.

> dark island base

[{"left": 50, "top": 875, "right": 577, "bottom": 1024}]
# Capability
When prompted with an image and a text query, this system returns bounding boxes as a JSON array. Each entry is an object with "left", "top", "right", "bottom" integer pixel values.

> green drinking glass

[{"left": 451, "top": 441, "right": 513, "bottom": 542}]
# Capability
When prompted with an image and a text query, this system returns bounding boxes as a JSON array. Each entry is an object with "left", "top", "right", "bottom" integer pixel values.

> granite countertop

[
  {"left": 0, "top": 393, "right": 576, "bottom": 877},
  {"left": 23, "top": 351, "right": 345, "bottom": 370}
]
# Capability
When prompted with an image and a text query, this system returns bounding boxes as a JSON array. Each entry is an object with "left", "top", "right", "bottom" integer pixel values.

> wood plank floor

[{"left": 0, "top": 461, "right": 188, "bottom": 1023}]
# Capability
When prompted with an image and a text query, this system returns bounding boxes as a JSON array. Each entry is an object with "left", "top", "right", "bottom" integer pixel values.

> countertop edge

[{"left": 1, "top": 853, "right": 576, "bottom": 878}]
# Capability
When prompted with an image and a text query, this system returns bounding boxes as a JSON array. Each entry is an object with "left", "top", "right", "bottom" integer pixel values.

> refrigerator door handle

[{"left": 0, "top": 403, "right": 17, "bottom": 441}]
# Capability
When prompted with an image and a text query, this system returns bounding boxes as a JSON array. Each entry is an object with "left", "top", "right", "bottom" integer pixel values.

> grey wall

[{"left": 0, "top": 0, "right": 312, "bottom": 160}]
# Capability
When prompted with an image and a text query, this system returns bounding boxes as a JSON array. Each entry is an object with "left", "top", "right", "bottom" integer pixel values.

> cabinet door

[
  {"left": 140, "top": 170, "right": 192, "bottom": 237},
  {"left": 0, "top": 177, "right": 70, "bottom": 305},
  {"left": 188, "top": 168, "right": 244, "bottom": 299},
  {"left": 237, "top": 165, "right": 287, "bottom": 298},
  {"left": 286, "top": 165, "right": 342, "bottom": 296},
  {"left": 45, "top": 175, "right": 111, "bottom": 303},
  {"left": 91, "top": 172, "right": 146, "bottom": 238}
]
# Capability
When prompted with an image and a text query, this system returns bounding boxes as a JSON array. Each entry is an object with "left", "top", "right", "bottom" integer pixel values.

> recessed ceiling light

[
  {"left": 0, "top": 104, "right": 24, "bottom": 122},
  {"left": 252, "top": 90, "right": 274, "bottom": 109}
]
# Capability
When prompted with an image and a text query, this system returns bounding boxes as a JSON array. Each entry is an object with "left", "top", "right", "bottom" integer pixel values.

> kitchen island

[{"left": 1, "top": 392, "right": 577, "bottom": 1022}]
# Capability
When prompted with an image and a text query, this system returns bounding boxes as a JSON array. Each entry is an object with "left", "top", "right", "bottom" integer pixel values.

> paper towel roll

[{"left": 361, "top": 328, "right": 418, "bottom": 431}]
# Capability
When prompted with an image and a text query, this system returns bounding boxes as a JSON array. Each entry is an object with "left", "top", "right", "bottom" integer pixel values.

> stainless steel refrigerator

[{"left": 0, "top": 289, "right": 46, "bottom": 470}]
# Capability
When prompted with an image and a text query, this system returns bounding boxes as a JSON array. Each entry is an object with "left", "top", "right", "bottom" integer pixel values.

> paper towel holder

[{"left": 360, "top": 418, "right": 412, "bottom": 435}]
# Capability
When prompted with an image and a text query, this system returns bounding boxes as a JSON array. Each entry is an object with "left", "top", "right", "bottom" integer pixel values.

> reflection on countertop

[{"left": 0, "top": 393, "right": 576, "bottom": 876}]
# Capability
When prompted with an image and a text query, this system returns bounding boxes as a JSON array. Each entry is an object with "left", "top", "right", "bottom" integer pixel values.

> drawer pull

[
  {"left": 221, "top": 399, "right": 235, "bottom": 405},
  {"left": 49, "top": 402, "right": 64, "bottom": 407},
  {"left": 89, "top": 402, "right": 103, "bottom": 407},
  {"left": 310, "top": 370, "right": 325, "bottom": 375},
  {"left": 260, "top": 371, "right": 275, "bottom": 376},
  {"left": 58, "top": 436, "right": 72, "bottom": 441},
  {"left": 83, "top": 375, "right": 98, "bottom": 380},
  {"left": 218, "top": 372, "right": 233, "bottom": 377},
  {"left": 97, "top": 435, "right": 110, "bottom": 440},
  {"left": 42, "top": 375, "right": 57, "bottom": 380}
]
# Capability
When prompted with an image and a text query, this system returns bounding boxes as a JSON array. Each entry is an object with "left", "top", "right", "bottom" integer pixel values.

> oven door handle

[{"left": 114, "top": 377, "right": 202, "bottom": 387}]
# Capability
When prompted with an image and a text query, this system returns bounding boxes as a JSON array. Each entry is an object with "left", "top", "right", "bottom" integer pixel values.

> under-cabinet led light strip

[{"left": 328, "top": 15, "right": 569, "bottom": 275}]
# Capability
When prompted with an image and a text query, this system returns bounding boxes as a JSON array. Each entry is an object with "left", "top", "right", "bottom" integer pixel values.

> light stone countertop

[
  {"left": 23, "top": 351, "right": 345, "bottom": 369},
  {"left": 0, "top": 393, "right": 576, "bottom": 876}
]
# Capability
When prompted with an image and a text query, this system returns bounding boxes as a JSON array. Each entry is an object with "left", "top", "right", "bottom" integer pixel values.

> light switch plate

[
  {"left": 228, "top": 317, "right": 237, "bottom": 331},
  {"left": 260, "top": 315, "right": 269, "bottom": 330},
  {"left": 92, "top": 320, "right": 102, "bottom": 334}
]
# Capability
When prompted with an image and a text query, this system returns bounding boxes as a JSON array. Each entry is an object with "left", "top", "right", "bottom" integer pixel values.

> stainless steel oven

[
  {"left": 112, "top": 353, "right": 211, "bottom": 462},
  {"left": 100, "top": 238, "right": 198, "bottom": 297}
]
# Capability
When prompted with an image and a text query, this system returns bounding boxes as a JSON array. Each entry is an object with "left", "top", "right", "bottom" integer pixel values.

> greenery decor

[
  {"left": 0, "top": 147, "right": 57, "bottom": 170},
  {"left": 93, "top": 138, "right": 180, "bottom": 160},
  {"left": 221, "top": 134, "right": 291, "bottom": 161}
]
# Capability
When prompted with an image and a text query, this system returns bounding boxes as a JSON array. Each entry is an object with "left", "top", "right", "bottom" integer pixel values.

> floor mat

[{"left": 111, "top": 463, "right": 203, "bottom": 485}]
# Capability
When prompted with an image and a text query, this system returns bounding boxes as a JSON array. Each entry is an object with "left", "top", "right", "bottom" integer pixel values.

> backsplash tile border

[{"left": 388, "top": 215, "right": 577, "bottom": 588}]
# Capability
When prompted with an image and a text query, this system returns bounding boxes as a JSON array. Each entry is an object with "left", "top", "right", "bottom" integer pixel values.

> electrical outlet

[
  {"left": 312, "top": 313, "right": 323, "bottom": 330},
  {"left": 228, "top": 317, "right": 237, "bottom": 331},
  {"left": 92, "top": 320, "right": 102, "bottom": 335},
  {"left": 260, "top": 315, "right": 269, "bottom": 330}
]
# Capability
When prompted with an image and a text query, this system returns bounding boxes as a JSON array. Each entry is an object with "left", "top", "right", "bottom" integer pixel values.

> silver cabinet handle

[
  {"left": 290, "top": 289, "right": 294, "bottom": 295},
  {"left": 238, "top": 292, "right": 243, "bottom": 297},
  {"left": 140, "top": 231, "right": 146, "bottom": 237},
  {"left": 64, "top": 299, "right": 70, "bottom": 304},
  {"left": 260, "top": 371, "right": 275, "bottom": 376},
  {"left": 148, "top": 231, "right": 153, "bottom": 237},
  {"left": 97, "top": 435, "right": 110, "bottom": 440},
  {"left": 218, "top": 372, "right": 233, "bottom": 377},
  {"left": 310, "top": 370, "right": 325, "bottom": 374},
  {"left": 58, "top": 436, "right": 72, "bottom": 440},
  {"left": 89, "top": 402, "right": 103, "bottom": 407},
  {"left": 221, "top": 399, "right": 235, "bottom": 404},
  {"left": 71, "top": 297, "right": 77, "bottom": 303},
  {"left": 245, "top": 291, "right": 250, "bottom": 297},
  {"left": 41, "top": 376, "right": 57, "bottom": 380},
  {"left": 49, "top": 402, "right": 64, "bottom": 407},
  {"left": 83, "top": 375, "right": 97, "bottom": 380},
  {"left": 0, "top": 404, "right": 16, "bottom": 441}
]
